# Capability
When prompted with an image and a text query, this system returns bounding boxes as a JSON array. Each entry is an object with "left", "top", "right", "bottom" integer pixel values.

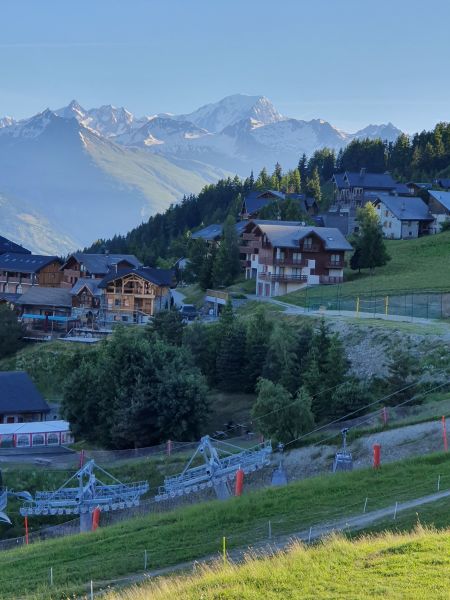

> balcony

[
  {"left": 325, "top": 261, "right": 347, "bottom": 269},
  {"left": 259, "top": 273, "right": 308, "bottom": 283},
  {"left": 320, "top": 275, "right": 344, "bottom": 285},
  {"left": 274, "top": 258, "right": 308, "bottom": 267}
]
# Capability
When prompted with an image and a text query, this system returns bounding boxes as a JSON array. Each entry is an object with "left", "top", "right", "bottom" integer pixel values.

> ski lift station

[{"left": 155, "top": 435, "right": 272, "bottom": 501}]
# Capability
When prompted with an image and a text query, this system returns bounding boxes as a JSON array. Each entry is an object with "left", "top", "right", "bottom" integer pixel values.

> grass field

[
  {"left": 2, "top": 452, "right": 450, "bottom": 598},
  {"left": 105, "top": 527, "right": 450, "bottom": 600},
  {"left": 283, "top": 231, "right": 450, "bottom": 306}
]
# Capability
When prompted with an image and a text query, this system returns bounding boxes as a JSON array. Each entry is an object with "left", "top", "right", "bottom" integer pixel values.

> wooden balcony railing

[{"left": 274, "top": 258, "right": 308, "bottom": 267}]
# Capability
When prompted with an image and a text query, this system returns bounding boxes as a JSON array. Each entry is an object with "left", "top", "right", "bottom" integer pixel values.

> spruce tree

[
  {"left": 305, "top": 166, "right": 322, "bottom": 204},
  {"left": 244, "top": 308, "right": 273, "bottom": 392},
  {"left": 212, "top": 215, "right": 241, "bottom": 287},
  {"left": 356, "top": 203, "right": 391, "bottom": 271}
]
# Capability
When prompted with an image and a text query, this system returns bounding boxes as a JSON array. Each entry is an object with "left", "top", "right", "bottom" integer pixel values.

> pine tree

[
  {"left": 355, "top": 203, "right": 391, "bottom": 271},
  {"left": 298, "top": 153, "right": 308, "bottom": 185},
  {"left": 212, "top": 215, "right": 241, "bottom": 287},
  {"left": 216, "top": 321, "right": 246, "bottom": 392},
  {"left": 244, "top": 308, "right": 273, "bottom": 392},
  {"left": 305, "top": 166, "right": 322, "bottom": 204}
]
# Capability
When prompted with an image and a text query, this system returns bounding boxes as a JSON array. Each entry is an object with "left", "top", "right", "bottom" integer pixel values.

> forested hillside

[{"left": 86, "top": 122, "right": 450, "bottom": 265}]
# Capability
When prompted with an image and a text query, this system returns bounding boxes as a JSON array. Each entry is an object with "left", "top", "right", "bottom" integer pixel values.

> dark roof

[
  {"left": 374, "top": 194, "right": 433, "bottom": 221},
  {"left": 254, "top": 223, "right": 353, "bottom": 251},
  {"left": 407, "top": 182, "right": 433, "bottom": 190},
  {"left": 393, "top": 183, "right": 411, "bottom": 195},
  {"left": 70, "top": 278, "right": 102, "bottom": 297},
  {"left": 243, "top": 190, "right": 314, "bottom": 216},
  {"left": 429, "top": 190, "right": 450, "bottom": 212},
  {"left": 191, "top": 221, "right": 248, "bottom": 241},
  {"left": 0, "top": 253, "right": 60, "bottom": 273},
  {"left": 16, "top": 287, "right": 72, "bottom": 308},
  {"left": 0, "top": 292, "right": 21, "bottom": 303},
  {"left": 61, "top": 253, "right": 141, "bottom": 275},
  {"left": 332, "top": 171, "right": 398, "bottom": 191},
  {"left": 437, "top": 179, "right": 450, "bottom": 190},
  {"left": 0, "top": 236, "right": 31, "bottom": 255},
  {"left": 98, "top": 266, "right": 176, "bottom": 288},
  {"left": 0, "top": 372, "right": 50, "bottom": 414}
]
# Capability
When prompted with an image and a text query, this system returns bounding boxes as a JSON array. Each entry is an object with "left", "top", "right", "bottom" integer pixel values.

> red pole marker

[
  {"left": 235, "top": 469, "right": 244, "bottom": 496},
  {"left": 373, "top": 443, "right": 381, "bottom": 469},
  {"left": 442, "top": 416, "right": 448, "bottom": 451},
  {"left": 24, "top": 516, "right": 29, "bottom": 545},
  {"left": 92, "top": 507, "right": 101, "bottom": 531}
]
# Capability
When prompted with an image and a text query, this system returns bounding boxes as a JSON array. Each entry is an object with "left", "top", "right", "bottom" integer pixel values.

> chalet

[
  {"left": 428, "top": 190, "right": 450, "bottom": 231},
  {"left": 16, "top": 287, "right": 76, "bottom": 333},
  {"left": 407, "top": 182, "right": 433, "bottom": 196},
  {"left": 0, "top": 372, "right": 50, "bottom": 424},
  {"left": 240, "top": 190, "right": 318, "bottom": 220},
  {"left": 0, "top": 236, "right": 30, "bottom": 256},
  {"left": 241, "top": 221, "right": 352, "bottom": 297},
  {"left": 332, "top": 169, "right": 401, "bottom": 207},
  {"left": 0, "top": 253, "right": 63, "bottom": 294},
  {"left": 372, "top": 194, "right": 434, "bottom": 239},
  {"left": 60, "top": 252, "right": 141, "bottom": 288},
  {"left": 98, "top": 266, "right": 175, "bottom": 323}
]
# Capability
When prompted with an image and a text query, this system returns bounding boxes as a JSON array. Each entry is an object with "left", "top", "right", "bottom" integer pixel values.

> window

[
  {"left": 47, "top": 432, "right": 60, "bottom": 445},
  {"left": 32, "top": 433, "right": 45, "bottom": 446},
  {"left": 330, "top": 254, "right": 341, "bottom": 266},
  {"left": 17, "top": 434, "right": 30, "bottom": 447},
  {"left": 385, "top": 210, "right": 389, "bottom": 217},
  {"left": 16, "top": 284, "right": 22, "bottom": 294},
  {"left": 293, "top": 252, "right": 302, "bottom": 264},
  {"left": 303, "top": 238, "right": 312, "bottom": 249},
  {"left": 115, "top": 298, "right": 121, "bottom": 307}
]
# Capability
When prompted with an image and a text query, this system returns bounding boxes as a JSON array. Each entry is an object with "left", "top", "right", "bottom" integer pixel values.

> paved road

[{"left": 90, "top": 487, "right": 450, "bottom": 596}]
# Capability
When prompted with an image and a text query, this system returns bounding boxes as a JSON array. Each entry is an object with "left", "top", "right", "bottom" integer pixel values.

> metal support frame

[
  {"left": 155, "top": 435, "right": 272, "bottom": 502},
  {"left": 20, "top": 460, "right": 149, "bottom": 532}
]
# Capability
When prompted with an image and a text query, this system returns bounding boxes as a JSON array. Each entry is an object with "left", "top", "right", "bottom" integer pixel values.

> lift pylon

[{"left": 155, "top": 435, "right": 272, "bottom": 502}]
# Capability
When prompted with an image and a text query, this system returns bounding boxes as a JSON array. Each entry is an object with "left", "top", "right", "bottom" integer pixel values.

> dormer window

[{"left": 303, "top": 237, "right": 313, "bottom": 249}]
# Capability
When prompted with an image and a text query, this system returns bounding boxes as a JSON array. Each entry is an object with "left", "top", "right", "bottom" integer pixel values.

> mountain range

[{"left": 0, "top": 94, "right": 402, "bottom": 253}]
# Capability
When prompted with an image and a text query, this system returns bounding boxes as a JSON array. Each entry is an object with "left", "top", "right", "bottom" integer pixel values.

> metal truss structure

[
  {"left": 155, "top": 435, "right": 272, "bottom": 502},
  {"left": 332, "top": 428, "right": 353, "bottom": 472}
]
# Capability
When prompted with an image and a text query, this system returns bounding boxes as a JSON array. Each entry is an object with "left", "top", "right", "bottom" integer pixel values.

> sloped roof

[
  {"left": 332, "top": 173, "right": 348, "bottom": 188},
  {"left": 0, "top": 372, "right": 50, "bottom": 414},
  {"left": 70, "top": 278, "right": 102, "bottom": 297},
  {"left": 345, "top": 171, "right": 397, "bottom": 189},
  {"left": 0, "top": 236, "right": 30, "bottom": 255},
  {"left": 393, "top": 183, "right": 411, "bottom": 195},
  {"left": 16, "top": 287, "right": 72, "bottom": 308},
  {"left": 61, "top": 253, "right": 141, "bottom": 275},
  {"left": 0, "top": 293, "right": 21, "bottom": 303},
  {"left": 243, "top": 190, "right": 313, "bottom": 215},
  {"left": 255, "top": 223, "right": 353, "bottom": 250},
  {"left": 374, "top": 194, "right": 433, "bottom": 221},
  {"left": 191, "top": 221, "right": 248, "bottom": 241},
  {"left": 98, "top": 266, "right": 176, "bottom": 288},
  {"left": 407, "top": 182, "right": 433, "bottom": 190},
  {"left": 0, "top": 253, "right": 60, "bottom": 273},
  {"left": 429, "top": 190, "right": 450, "bottom": 212},
  {"left": 0, "top": 420, "right": 69, "bottom": 435}
]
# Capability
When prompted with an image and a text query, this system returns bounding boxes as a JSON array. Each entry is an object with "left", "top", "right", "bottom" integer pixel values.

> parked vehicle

[{"left": 179, "top": 304, "right": 198, "bottom": 322}]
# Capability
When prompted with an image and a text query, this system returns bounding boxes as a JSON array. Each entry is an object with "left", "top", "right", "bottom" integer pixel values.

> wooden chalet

[
  {"left": 0, "top": 253, "right": 63, "bottom": 294},
  {"left": 241, "top": 221, "right": 352, "bottom": 297},
  {"left": 60, "top": 252, "right": 141, "bottom": 288},
  {"left": 98, "top": 267, "right": 175, "bottom": 323}
]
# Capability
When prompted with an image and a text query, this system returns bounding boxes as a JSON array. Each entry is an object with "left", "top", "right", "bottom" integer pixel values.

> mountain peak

[{"left": 176, "top": 94, "right": 284, "bottom": 133}]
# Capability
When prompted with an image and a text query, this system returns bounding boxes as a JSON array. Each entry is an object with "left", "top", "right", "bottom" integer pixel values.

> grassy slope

[
  {"left": 283, "top": 230, "right": 450, "bottom": 305},
  {"left": 105, "top": 528, "right": 450, "bottom": 600},
  {"left": 3, "top": 452, "right": 450, "bottom": 598}
]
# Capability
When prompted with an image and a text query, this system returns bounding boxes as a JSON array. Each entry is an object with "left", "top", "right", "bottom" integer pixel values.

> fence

[{"left": 303, "top": 287, "right": 450, "bottom": 320}]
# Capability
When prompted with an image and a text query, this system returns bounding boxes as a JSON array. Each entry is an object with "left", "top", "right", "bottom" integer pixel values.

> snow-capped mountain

[
  {"left": 175, "top": 94, "right": 285, "bottom": 132},
  {"left": 0, "top": 94, "right": 403, "bottom": 251}
]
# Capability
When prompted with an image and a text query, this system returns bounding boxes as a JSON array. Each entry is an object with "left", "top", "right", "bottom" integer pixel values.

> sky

[{"left": 0, "top": 0, "right": 449, "bottom": 133}]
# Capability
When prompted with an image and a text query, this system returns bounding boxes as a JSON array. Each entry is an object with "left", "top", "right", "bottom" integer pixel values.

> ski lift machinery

[
  {"left": 155, "top": 435, "right": 272, "bottom": 501},
  {"left": 20, "top": 460, "right": 149, "bottom": 532},
  {"left": 0, "top": 469, "right": 33, "bottom": 525}
]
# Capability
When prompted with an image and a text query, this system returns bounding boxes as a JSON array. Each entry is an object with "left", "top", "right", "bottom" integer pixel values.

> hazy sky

[{"left": 1, "top": 0, "right": 449, "bottom": 133}]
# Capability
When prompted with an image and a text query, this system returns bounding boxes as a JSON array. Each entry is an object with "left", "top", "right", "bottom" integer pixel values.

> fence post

[
  {"left": 393, "top": 501, "right": 398, "bottom": 520},
  {"left": 442, "top": 416, "right": 448, "bottom": 451},
  {"left": 167, "top": 440, "right": 172, "bottom": 456},
  {"left": 356, "top": 296, "right": 360, "bottom": 317},
  {"left": 49, "top": 567, "right": 53, "bottom": 586},
  {"left": 363, "top": 497, "right": 368, "bottom": 514},
  {"left": 308, "top": 526, "right": 312, "bottom": 543},
  {"left": 268, "top": 520, "right": 272, "bottom": 540},
  {"left": 438, "top": 474, "right": 441, "bottom": 492},
  {"left": 90, "top": 580, "right": 94, "bottom": 600},
  {"left": 381, "top": 407, "right": 388, "bottom": 427},
  {"left": 385, "top": 296, "right": 389, "bottom": 317},
  {"left": 144, "top": 549, "right": 148, "bottom": 570},
  {"left": 24, "top": 516, "right": 29, "bottom": 545},
  {"left": 373, "top": 444, "right": 381, "bottom": 469},
  {"left": 222, "top": 536, "right": 227, "bottom": 564}
]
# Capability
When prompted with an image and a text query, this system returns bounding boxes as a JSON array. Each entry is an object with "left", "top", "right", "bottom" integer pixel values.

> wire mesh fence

[{"left": 303, "top": 287, "right": 450, "bottom": 320}]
